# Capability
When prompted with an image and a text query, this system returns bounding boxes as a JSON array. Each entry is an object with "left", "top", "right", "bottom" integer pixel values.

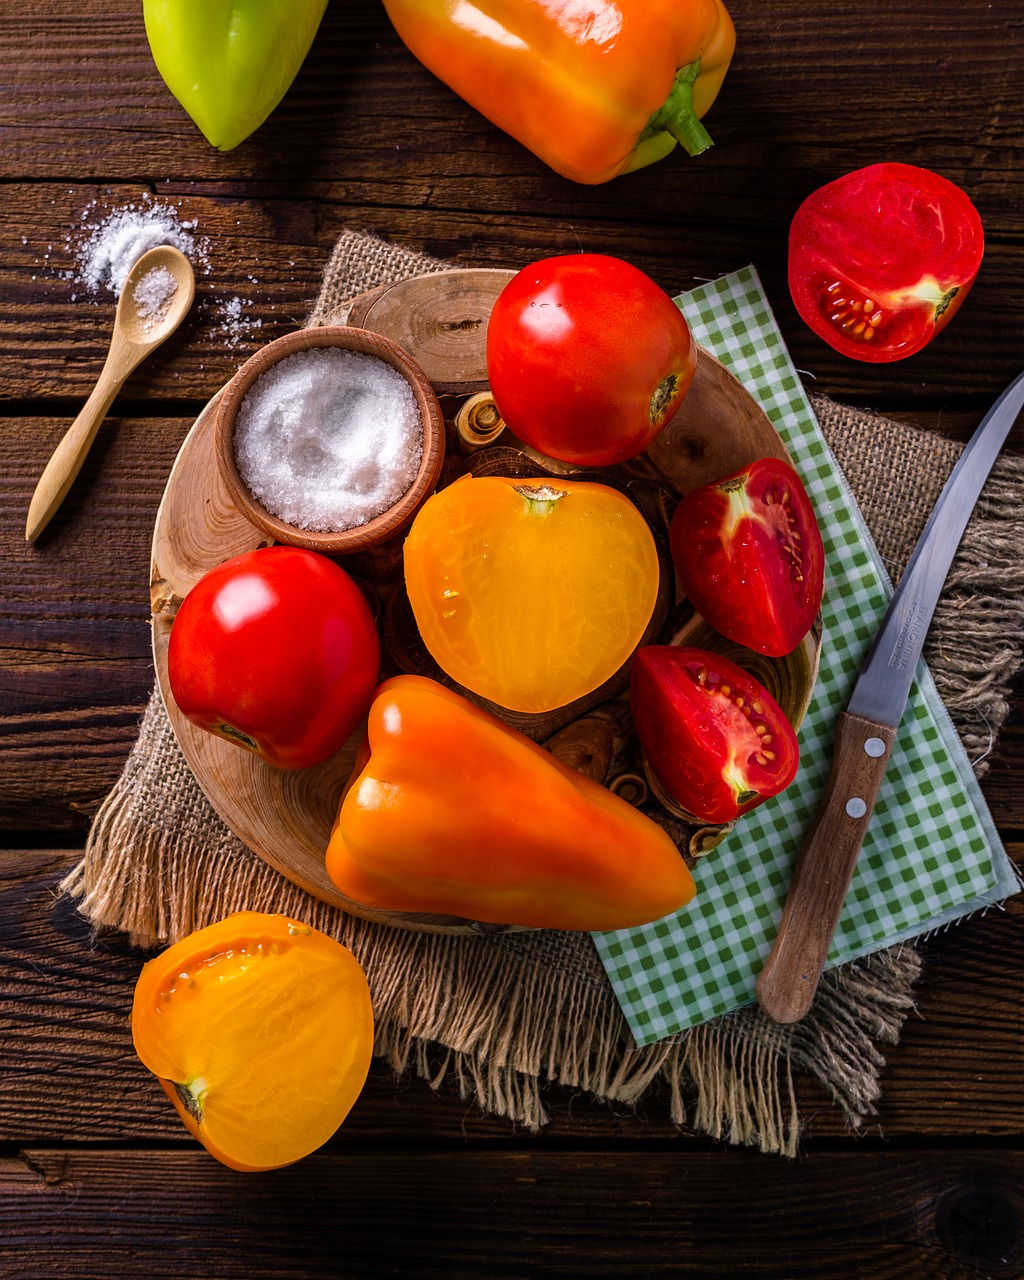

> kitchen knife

[{"left": 756, "top": 370, "right": 1024, "bottom": 1024}]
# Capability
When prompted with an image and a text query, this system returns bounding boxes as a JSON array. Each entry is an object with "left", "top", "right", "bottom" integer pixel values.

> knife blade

[{"left": 756, "top": 370, "right": 1024, "bottom": 1024}]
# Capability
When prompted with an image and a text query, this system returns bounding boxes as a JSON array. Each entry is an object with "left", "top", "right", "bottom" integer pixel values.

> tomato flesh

[
  {"left": 630, "top": 646, "right": 800, "bottom": 825},
  {"left": 404, "top": 474, "right": 659, "bottom": 714},
  {"left": 670, "top": 457, "right": 824, "bottom": 658},
  {"left": 485, "top": 253, "right": 697, "bottom": 467},
  {"left": 167, "top": 546, "right": 380, "bottom": 770},
  {"left": 788, "top": 163, "right": 984, "bottom": 362}
]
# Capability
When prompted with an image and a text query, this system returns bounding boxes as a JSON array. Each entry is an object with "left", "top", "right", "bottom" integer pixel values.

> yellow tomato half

[
  {"left": 403, "top": 475, "right": 660, "bottom": 714},
  {"left": 131, "top": 913, "right": 373, "bottom": 1172}
]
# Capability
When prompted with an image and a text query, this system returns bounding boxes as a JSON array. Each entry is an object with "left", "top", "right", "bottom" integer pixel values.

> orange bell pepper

[
  {"left": 381, "top": 0, "right": 735, "bottom": 184},
  {"left": 325, "top": 675, "right": 696, "bottom": 930}
]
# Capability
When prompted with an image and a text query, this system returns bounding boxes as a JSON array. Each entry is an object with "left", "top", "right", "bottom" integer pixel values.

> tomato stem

[
  {"left": 172, "top": 1077, "right": 207, "bottom": 1124},
  {"left": 933, "top": 284, "right": 960, "bottom": 319},
  {"left": 649, "top": 374, "right": 682, "bottom": 427},
  {"left": 644, "top": 61, "right": 714, "bottom": 158},
  {"left": 512, "top": 483, "right": 568, "bottom": 517},
  {"left": 217, "top": 722, "right": 260, "bottom": 753}
]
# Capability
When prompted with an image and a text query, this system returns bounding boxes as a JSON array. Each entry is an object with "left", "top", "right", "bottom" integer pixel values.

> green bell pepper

[{"left": 144, "top": 0, "right": 329, "bottom": 151}]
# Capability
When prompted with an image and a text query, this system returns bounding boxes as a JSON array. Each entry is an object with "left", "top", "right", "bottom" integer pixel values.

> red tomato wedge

[
  {"left": 630, "top": 646, "right": 800, "bottom": 825},
  {"left": 788, "top": 162, "right": 984, "bottom": 363},
  {"left": 669, "top": 457, "right": 824, "bottom": 658}
]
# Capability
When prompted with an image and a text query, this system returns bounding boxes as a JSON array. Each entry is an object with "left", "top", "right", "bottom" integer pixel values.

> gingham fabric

[{"left": 592, "top": 266, "right": 1021, "bottom": 1046}]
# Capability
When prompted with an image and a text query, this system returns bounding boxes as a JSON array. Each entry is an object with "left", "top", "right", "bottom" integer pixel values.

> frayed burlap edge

[
  {"left": 62, "top": 686, "right": 923, "bottom": 1156},
  {"left": 60, "top": 230, "right": 1024, "bottom": 1156}
]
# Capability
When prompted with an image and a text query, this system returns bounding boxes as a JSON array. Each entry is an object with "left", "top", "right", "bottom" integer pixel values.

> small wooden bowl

[{"left": 214, "top": 326, "right": 446, "bottom": 554}]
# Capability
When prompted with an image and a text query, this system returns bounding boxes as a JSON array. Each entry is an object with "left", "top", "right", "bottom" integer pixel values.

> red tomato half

[
  {"left": 167, "top": 546, "right": 380, "bottom": 770},
  {"left": 485, "top": 253, "right": 697, "bottom": 466},
  {"left": 630, "top": 646, "right": 800, "bottom": 825},
  {"left": 670, "top": 457, "right": 824, "bottom": 658},
  {"left": 788, "top": 162, "right": 984, "bottom": 362}
]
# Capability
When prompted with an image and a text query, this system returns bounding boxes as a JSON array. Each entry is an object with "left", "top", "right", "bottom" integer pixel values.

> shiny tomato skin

[
  {"left": 167, "top": 546, "right": 380, "bottom": 770},
  {"left": 670, "top": 457, "right": 824, "bottom": 658},
  {"left": 788, "top": 163, "right": 984, "bottom": 363},
  {"left": 630, "top": 646, "right": 800, "bottom": 825},
  {"left": 485, "top": 254, "right": 697, "bottom": 467}
]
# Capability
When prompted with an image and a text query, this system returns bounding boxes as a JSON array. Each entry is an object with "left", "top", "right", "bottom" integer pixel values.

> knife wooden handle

[{"left": 755, "top": 711, "right": 897, "bottom": 1024}]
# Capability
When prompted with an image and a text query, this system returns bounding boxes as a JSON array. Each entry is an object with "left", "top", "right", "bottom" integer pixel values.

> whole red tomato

[
  {"left": 788, "top": 162, "right": 984, "bottom": 363},
  {"left": 485, "top": 254, "right": 697, "bottom": 466},
  {"left": 630, "top": 646, "right": 800, "bottom": 825},
  {"left": 167, "top": 546, "right": 380, "bottom": 770},
  {"left": 670, "top": 457, "right": 824, "bottom": 658}
]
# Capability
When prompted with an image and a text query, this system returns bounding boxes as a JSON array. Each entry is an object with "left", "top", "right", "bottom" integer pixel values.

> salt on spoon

[
  {"left": 26, "top": 245, "right": 196, "bottom": 543},
  {"left": 132, "top": 264, "right": 180, "bottom": 333}
]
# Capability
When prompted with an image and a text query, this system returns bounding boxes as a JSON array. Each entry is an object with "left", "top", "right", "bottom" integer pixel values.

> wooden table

[{"left": 3, "top": 2, "right": 1022, "bottom": 1275}]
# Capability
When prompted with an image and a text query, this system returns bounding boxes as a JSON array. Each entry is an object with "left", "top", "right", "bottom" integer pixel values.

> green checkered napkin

[{"left": 592, "top": 265, "right": 1021, "bottom": 1046}]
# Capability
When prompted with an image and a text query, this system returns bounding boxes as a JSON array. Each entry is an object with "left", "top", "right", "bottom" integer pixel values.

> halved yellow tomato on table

[{"left": 131, "top": 912, "right": 373, "bottom": 1172}]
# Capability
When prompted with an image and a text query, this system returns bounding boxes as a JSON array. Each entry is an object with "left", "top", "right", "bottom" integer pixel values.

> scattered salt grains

[
  {"left": 217, "top": 295, "right": 263, "bottom": 349},
  {"left": 72, "top": 199, "right": 207, "bottom": 298},
  {"left": 234, "top": 348, "right": 423, "bottom": 533},
  {"left": 56, "top": 197, "right": 289, "bottom": 356}
]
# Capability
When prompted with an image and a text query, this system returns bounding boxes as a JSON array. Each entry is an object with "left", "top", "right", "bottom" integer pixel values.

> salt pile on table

[
  {"left": 234, "top": 348, "right": 423, "bottom": 532},
  {"left": 75, "top": 201, "right": 201, "bottom": 298}
]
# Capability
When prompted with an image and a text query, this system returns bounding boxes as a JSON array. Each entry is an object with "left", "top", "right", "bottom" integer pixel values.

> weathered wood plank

[
  {"left": 2, "top": 847, "right": 1020, "bottom": 1145},
  {"left": 5, "top": 415, "right": 187, "bottom": 586},
  {"left": 2, "top": 1, "right": 1023, "bottom": 402},
  {"left": 5, "top": 181, "right": 1024, "bottom": 407},
  {"left": 3, "top": 418, "right": 188, "bottom": 826},
  {"left": 1, "top": 1145, "right": 1021, "bottom": 1278},
  {"left": 2, "top": 0, "right": 1022, "bottom": 227}
]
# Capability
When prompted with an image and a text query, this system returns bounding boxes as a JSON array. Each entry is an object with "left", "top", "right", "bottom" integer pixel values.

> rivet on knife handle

[{"left": 755, "top": 712, "right": 896, "bottom": 1024}]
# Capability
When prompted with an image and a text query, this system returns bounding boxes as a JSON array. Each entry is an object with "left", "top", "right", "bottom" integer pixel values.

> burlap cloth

[{"left": 62, "top": 232, "right": 1024, "bottom": 1156}]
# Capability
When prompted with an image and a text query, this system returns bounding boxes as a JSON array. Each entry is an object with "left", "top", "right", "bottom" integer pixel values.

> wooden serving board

[{"left": 151, "top": 269, "right": 819, "bottom": 935}]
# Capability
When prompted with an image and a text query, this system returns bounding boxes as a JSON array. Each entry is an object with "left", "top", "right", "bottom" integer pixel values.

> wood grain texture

[
  {"left": 345, "top": 268, "right": 517, "bottom": 391},
  {"left": 3, "top": 418, "right": 189, "bottom": 828},
  {"left": 3, "top": 0, "right": 1024, "bottom": 1270},
  {"left": 7, "top": 182, "right": 1024, "bottom": 412},
  {"left": 2, "top": 847, "right": 1021, "bottom": 1144},
  {"left": 2, "top": 1, "right": 1024, "bottom": 403},
  {"left": 1, "top": 1145, "right": 1021, "bottom": 1278}
]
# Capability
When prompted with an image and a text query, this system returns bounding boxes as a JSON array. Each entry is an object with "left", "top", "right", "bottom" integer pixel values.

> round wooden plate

[{"left": 151, "top": 268, "right": 820, "bottom": 935}]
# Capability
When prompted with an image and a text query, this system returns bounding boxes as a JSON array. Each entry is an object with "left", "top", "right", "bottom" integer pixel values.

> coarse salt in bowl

[{"left": 215, "top": 327, "right": 446, "bottom": 554}]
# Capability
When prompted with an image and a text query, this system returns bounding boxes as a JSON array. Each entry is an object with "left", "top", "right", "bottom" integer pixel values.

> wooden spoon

[{"left": 25, "top": 245, "right": 196, "bottom": 543}]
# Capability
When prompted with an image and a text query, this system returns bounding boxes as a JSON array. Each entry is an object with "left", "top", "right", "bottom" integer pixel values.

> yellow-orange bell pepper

[
  {"left": 325, "top": 675, "right": 696, "bottom": 930},
  {"left": 381, "top": 0, "right": 735, "bottom": 184}
]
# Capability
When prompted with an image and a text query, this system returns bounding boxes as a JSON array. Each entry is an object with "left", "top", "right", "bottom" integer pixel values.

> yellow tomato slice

[
  {"left": 131, "top": 913, "right": 373, "bottom": 1172},
  {"left": 403, "top": 475, "right": 660, "bottom": 713}
]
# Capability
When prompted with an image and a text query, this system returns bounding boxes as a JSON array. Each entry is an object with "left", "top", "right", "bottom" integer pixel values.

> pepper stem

[{"left": 645, "top": 60, "right": 714, "bottom": 157}]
